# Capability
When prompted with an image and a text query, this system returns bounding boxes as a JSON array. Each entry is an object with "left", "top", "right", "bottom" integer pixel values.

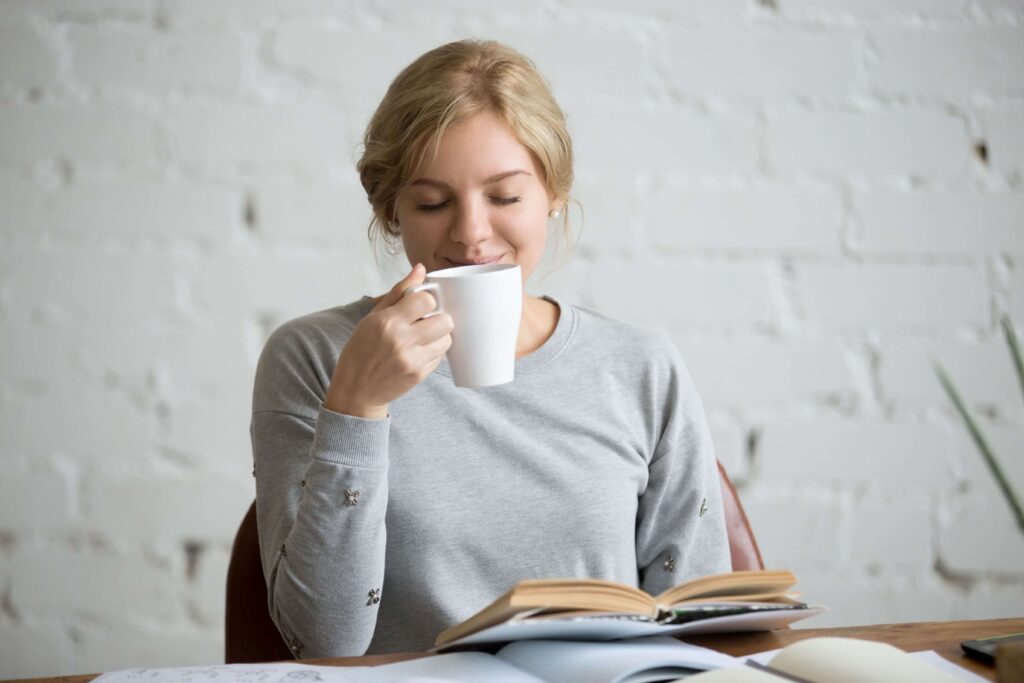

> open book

[
  {"left": 690, "top": 637, "right": 968, "bottom": 682},
  {"left": 93, "top": 637, "right": 974, "bottom": 683},
  {"left": 436, "top": 569, "right": 824, "bottom": 649}
]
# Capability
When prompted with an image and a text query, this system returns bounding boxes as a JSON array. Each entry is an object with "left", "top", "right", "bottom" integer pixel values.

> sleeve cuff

[{"left": 311, "top": 405, "right": 390, "bottom": 469}]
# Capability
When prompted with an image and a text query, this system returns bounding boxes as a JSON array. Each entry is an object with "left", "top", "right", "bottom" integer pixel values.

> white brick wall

[{"left": 1, "top": 0, "right": 1022, "bottom": 677}]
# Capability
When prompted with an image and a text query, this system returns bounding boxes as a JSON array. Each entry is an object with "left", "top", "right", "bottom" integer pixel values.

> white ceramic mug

[{"left": 405, "top": 263, "right": 522, "bottom": 388}]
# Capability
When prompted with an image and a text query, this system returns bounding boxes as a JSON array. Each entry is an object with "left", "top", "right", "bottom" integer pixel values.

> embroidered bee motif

[
  {"left": 366, "top": 588, "right": 381, "bottom": 606},
  {"left": 344, "top": 489, "right": 361, "bottom": 507}
]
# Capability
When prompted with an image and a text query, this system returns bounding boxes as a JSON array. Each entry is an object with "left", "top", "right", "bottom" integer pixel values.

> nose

[{"left": 449, "top": 198, "right": 493, "bottom": 246}]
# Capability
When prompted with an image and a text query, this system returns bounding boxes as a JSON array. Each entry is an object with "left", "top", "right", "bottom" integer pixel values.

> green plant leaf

[
  {"left": 933, "top": 360, "right": 1024, "bottom": 536},
  {"left": 1002, "top": 316, "right": 1024, "bottom": 408}
]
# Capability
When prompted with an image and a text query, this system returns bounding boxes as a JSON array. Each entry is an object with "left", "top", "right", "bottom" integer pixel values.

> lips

[{"left": 444, "top": 255, "right": 503, "bottom": 266}]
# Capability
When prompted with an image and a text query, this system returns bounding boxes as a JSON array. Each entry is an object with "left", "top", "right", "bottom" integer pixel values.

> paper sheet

[
  {"left": 93, "top": 654, "right": 543, "bottom": 683},
  {"left": 738, "top": 648, "right": 987, "bottom": 683}
]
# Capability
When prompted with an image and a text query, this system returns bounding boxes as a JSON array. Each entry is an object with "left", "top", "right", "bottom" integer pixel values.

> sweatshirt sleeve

[
  {"left": 635, "top": 349, "right": 730, "bottom": 598},
  {"left": 250, "top": 318, "right": 389, "bottom": 658}
]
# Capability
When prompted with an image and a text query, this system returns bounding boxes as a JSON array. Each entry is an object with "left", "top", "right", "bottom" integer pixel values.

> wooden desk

[{"left": 9, "top": 617, "right": 1020, "bottom": 683}]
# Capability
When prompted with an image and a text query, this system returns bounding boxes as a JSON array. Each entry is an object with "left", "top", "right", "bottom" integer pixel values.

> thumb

[{"left": 375, "top": 263, "right": 426, "bottom": 309}]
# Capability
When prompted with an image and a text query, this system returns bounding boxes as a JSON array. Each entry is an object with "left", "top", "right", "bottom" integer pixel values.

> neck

[{"left": 516, "top": 295, "right": 559, "bottom": 359}]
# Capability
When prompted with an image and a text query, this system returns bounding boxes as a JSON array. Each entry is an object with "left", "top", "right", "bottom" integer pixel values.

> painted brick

[
  {"left": 939, "top": 494, "right": 1024, "bottom": 575},
  {"left": 979, "top": 109, "right": 1024, "bottom": 175},
  {"left": 68, "top": 28, "right": 245, "bottom": 91},
  {"left": 478, "top": 29, "right": 650, "bottom": 108},
  {"left": 758, "top": 417, "right": 957, "bottom": 493},
  {"left": 0, "top": 106, "right": 160, "bottom": 165},
  {"left": 0, "top": 387, "right": 153, "bottom": 471},
  {"left": 10, "top": 546, "right": 182, "bottom": 621},
  {"left": 846, "top": 495, "right": 933, "bottom": 571},
  {"left": 973, "top": 0, "right": 1024, "bottom": 16},
  {"left": 377, "top": 0, "right": 546, "bottom": 10},
  {"left": 160, "top": 398, "right": 254, "bottom": 478},
  {"left": 0, "top": 467, "right": 74, "bottom": 530},
  {"left": 740, "top": 491, "right": 845, "bottom": 568},
  {"left": 956, "top": 585, "right": 1024, "bottom": 621},
  {"left": 4, "top": 248, "right": 179, "bottom": 323},
  {"left": 793, "top": 573, "right": 955, "bottom": 629},
  {"left": 570, "top": 178, "right": 642, "bottom": 254},
  {"left": 768, "top": 110, "right": 970, "bottom": 177},
  {"left": 572, "top": 111, "right": 759, "bottom": 177},
  {"left": 648, "top": 184, "right": 842, "bottom": 254},
  {"left": 162, "top": 0, "right": 350, "bottom": 25},
  {"left": 794, "top": 263, "right": 988, "bottom": 328},
  {"left": 578, "top": 261, "right": 774, "bottom": 330},
  {"left": 871, "top": 28, "right": 1024, "bottom": 99},
  {"left": 708, "top": 415, "right": 748, "bottom": 483},
  {"left": 0, "top": 21, "right": 58, "bottom": 86},
  {"left": 51, "top": 179, "right": 240, "bottom": 245},
  {"left": 780, "top": 0, "right": 966, "bottom": 19},
  {"left": 659, "top": 28, "right": 857, "bottom": 99},
  {"left": 0, "top": 622, "right": 73, "bottom": 680},
  {"left": 183, "top": 543, "right": 231, "bottom": 628},
  {"left": 83, "top": 475, "right": 253, "bottom": 543},
  {"left": 0, "top": 318, "right": 253, "bottom": 399},
  {"left": 252, "top": 178, "right": 372, "bottom": 248},
  {"left": 857, "top": 191, "right": 1024, "bottom": 257},
  {"left": 73, "top": 625, "right": 222, "bottom": 673},
  {"left": 83, "top": 321, "right": 253, "bottom": 394},
  {"left": 167, "top": 103, "right": 357, "bottom": 170},
  {"left": 271, "top": 25, "right": 478, "bottom": 103},
  {"left": 0, "top": 0, "right": 152, "bottom": 20},
  {"left": 676, "top": 339, "right": 854, "bottom": 404},
  {"left": 878, "top": 338, "right": 1021, "bottom": 406},
  {"left": 0, "top": 169, "right": 48, "bottom": 246},
  {"left": 953, "top": 421, "right": 1024, "bottom": 502},
  {"left": 188, "top": 252, "right": 381, "bottom": 320},
  {"left": 0, "top": 322, "right": 79, "bottom": 389},
  {"left": 563, "top": 0, "right": 746, "bottom": 16},
  {"left": 1013, "top": 270, "right": 1024, "bottom": 320}
]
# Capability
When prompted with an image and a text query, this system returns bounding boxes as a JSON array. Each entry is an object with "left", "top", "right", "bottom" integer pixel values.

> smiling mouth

[{"left": 444, "top": 256, "right": 503, "bottom": 266}]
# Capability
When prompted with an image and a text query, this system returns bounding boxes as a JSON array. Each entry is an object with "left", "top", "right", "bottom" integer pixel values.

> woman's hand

[{"left": 324, "top": 264, "right": 453, "bottom": 419}]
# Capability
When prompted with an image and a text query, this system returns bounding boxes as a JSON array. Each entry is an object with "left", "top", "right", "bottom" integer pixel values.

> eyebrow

[{"left": 409, "top": 169, "right": 531, "bottom": 188}]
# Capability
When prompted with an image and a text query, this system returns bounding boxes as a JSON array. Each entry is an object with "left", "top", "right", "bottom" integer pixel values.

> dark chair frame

[{"left": 225, "top": 461, "right": 763, "bottom": 663}]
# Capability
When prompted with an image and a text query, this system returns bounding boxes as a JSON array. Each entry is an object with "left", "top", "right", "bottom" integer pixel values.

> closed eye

[
  {"left": 491, "top": 196, "right": 521, "bottom": 206},
  {"left": 415, "top": 197, "right": 522, "bottom": 212}
]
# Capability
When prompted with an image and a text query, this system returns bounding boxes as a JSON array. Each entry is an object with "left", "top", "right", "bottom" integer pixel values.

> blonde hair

[{"left": 357, "top": 39, "right": 575, "bottom": 252}]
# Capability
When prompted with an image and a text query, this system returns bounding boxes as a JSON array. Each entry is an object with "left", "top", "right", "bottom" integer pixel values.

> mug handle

[{"left": 403, "top": 282, "right": 444, "bottom": 318}]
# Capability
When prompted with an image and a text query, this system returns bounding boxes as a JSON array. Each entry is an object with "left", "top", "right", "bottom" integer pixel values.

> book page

[
  {"left": 685, "top": 668, "right": 788, "bottom": 682},
  {"left": 655, "top": 570, "right": 796, "bottom": 605},
  {"left": 94, "top": 655, "right": 545, "bottom": 683},
  {"left": 495, "top": 636, "right": 738, "bottom": 683},
  {"left": 769, "top": 637, "right": 964, "bottom": 683}
]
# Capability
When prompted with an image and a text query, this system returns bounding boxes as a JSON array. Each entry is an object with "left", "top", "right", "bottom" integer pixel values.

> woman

[{"left": 250, "top": 39, "right": 729, "bottom": 659}]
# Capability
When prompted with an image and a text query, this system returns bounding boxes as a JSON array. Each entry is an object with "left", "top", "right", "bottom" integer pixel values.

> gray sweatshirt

[{"left": 250, "top": 296, "right": 729, "bottom": 659}]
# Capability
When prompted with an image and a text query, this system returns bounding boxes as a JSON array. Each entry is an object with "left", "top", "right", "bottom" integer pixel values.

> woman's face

[{"left": 393, "top": 110, "right": 559, "bottom": 280}]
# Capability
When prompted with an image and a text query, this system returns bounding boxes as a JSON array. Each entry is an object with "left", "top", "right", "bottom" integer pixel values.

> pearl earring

[{"left": 548, "top": 208, "right": 562, "bottom": 220}]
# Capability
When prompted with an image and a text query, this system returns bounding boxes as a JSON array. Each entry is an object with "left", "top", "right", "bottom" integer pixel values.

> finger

[
  {"left": 374, "top": 263, "right": 425, "bottom": 310},
  {"left": 411, "top": 312, "right": 454, "bottom": 342},
  {"left": 392, "top": 289, "right": 442, "bottom": 321},
  {"left": 417, "top": 333, "right": 453, "bottom": 365}
]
